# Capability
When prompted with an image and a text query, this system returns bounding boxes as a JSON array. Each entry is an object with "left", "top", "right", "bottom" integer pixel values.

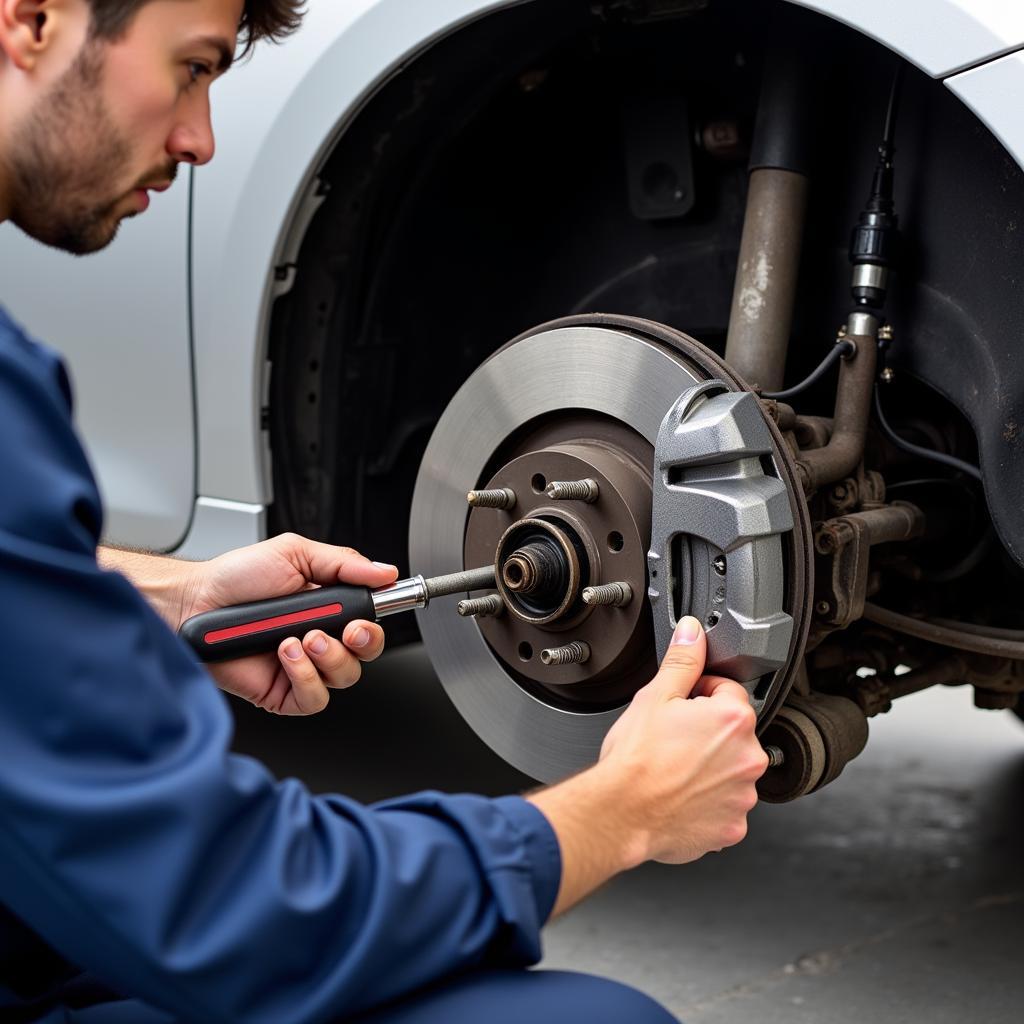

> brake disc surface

[{"left": 410, "top": 316, "right": 810, "bottom": 782}]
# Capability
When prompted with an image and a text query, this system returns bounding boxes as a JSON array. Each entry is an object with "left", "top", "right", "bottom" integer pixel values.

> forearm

[
  {"left": 526, "top": 763, "right": 647, "bottom": 918},
  {"left": 98, "top": 545, "right": 200, "bottom": 630}
]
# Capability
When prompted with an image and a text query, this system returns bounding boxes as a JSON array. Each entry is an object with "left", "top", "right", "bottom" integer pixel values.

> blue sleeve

[{"left": 0, "top": 312, "right": 561, "bottom": 1024}]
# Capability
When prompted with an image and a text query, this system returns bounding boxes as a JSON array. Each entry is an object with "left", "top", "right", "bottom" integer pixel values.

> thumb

[{"left": 652, "top": 616, "right": 708, "bottom": 699}]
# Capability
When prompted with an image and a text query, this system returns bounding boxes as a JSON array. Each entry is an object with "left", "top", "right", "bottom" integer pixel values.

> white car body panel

[
  {"left": 1, "top": 0, "right": 1022, "bottom": 557},
  {"left": 946, "top": 49, "right": 1024, "bottom": 172},
  {"left": 0, "top": 182, "right": 194, "bottom": 550}
]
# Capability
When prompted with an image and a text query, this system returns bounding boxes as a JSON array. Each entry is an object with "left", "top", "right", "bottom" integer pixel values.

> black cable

[
  {"left": 873, "top": 385, "right": 982, "bottom": 482},
  {"left": 885, "top": 477, "right": 971, "bottom": 494},
  {"left": 762, "top": 340, "right": 855, "bottom": 401},
  {"left": 882, "top": 63, "right": 905, "bottom": 151},
  {"left": 862, "top": 602, "right": 1024, "bottom": 659}
]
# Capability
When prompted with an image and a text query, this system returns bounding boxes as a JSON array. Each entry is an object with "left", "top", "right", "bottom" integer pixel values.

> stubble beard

[{"left": 5, "top": 41, "right": 139, "bottom": 255}]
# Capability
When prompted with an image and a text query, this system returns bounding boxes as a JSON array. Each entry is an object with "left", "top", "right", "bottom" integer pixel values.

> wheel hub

[
  {"left": 410, "top": 316, "right": 811, "bottom": 781},
  {"left": 464, "top": 427, "right": 655, "bottom": 708}
]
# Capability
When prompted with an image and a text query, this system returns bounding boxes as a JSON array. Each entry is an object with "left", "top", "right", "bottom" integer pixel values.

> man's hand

[
  {"left": 527, "top": 616, "right": 767, "bottom": 915},
  {"left": 101, "top": 534, "right": 398, "bottom": 716},
  {"left": 181, "top": 534, "right": 399, "bottom": 716}
]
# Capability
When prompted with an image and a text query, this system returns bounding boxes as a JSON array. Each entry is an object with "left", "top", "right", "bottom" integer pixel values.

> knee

[
  {"left": 547, "top": 972, "right": 679, "bottom": 1024},
  {"left": 349, "top": 968, "right": 680, "bottom": 1024}
]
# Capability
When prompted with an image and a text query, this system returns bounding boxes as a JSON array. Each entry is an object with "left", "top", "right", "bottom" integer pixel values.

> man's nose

[{"left": 167, "top": 101, "right": 216, "bottom": 166}]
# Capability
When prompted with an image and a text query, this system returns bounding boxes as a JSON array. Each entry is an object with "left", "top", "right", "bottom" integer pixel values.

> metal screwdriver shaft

[{"left": 424, "top": 565, "right": 497, "bottom": 599}]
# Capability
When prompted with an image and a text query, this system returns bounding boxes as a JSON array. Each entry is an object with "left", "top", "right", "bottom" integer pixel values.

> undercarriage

[{"left": 267, "top": 0, "right": 1024, "bottom": 799}]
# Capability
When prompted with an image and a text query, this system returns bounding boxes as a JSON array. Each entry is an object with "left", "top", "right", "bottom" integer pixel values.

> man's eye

[{"left": 187, "top": 62, "right": 211, "bottom": 84}]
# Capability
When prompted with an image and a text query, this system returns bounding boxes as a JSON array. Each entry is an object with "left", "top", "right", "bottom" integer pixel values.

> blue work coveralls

[{"left": 0, "top": 308, "right": 677, "bottom": 1024}]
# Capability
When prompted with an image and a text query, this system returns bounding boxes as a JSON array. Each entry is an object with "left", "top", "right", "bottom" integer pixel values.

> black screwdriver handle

[{"left": 179, "top": 585, "right": 377, "bottom": 663}]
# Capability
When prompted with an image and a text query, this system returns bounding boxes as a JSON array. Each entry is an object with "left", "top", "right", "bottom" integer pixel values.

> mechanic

[{"left": 0, "top": 2, "right": 768, "bottom": 1022}]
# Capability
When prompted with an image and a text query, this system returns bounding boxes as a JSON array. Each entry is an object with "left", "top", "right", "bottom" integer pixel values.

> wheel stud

[
  {"left": 457, "top": 594, "right": 505, "bottom": 619},
  {"left": 467, "top": 487, "right": 516, "bottom": 510},
  {"left": 540, "top": 641, "right": 591, "bottom": 666},
  {"left": 545, "top": 478, "right": 599, "bottom": 503},
  {"left": 582, "top": 582, "right": 633, "bottom": 608}
]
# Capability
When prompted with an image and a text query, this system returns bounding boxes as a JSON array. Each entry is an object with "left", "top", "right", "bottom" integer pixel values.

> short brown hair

[{"left": 86, "top": 1, "right": 305, "bottom": 58}]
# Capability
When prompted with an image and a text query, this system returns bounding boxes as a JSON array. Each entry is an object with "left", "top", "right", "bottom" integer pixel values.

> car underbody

[{"left": 266, "top": 0, "right": 1024, "bottom": 798}]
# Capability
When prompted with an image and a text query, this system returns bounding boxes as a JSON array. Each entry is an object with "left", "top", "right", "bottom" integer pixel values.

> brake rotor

[{"left": 410, "top": 315, "right": 812, "bottom": 782}]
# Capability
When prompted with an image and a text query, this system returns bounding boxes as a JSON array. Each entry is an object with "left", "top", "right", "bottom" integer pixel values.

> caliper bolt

[
  {"left": 540, "top": 641, "right": 591, "bottom": 666},
  {"left": 457, "top": 594, "right": 505, "bottom": 619},
  {"left": 582, "top": 582, "right": 633, "bottom": 608},
  {"left": 467, "top": 487, "right": 516, "bottom": 510},
  {"left": 545, "top": 478, "right": 599, "bottom": 503},
  {"left": 765, "top": 745, "right": 786, "bottom": 768},
  {"left": 713, "top": 556, "right": 727, "bottom": 576}
]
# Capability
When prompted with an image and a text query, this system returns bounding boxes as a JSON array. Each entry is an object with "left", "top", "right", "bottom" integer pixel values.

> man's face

[{"left": 1, "top": 0, "right": 241, "bottom": 254}]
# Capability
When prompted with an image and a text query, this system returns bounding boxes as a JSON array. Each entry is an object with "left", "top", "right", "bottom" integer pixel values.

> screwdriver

[{"left": 179, "top": 566, "right": 496, "bottom": 663}]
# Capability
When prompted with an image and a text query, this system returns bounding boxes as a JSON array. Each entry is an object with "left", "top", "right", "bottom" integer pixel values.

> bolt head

[{"left": 880, "top": 367, "right": 895, "bottom": 384}]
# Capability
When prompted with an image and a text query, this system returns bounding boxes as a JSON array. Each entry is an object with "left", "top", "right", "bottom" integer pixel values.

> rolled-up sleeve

[{"left": 0, "top": 311, "right": 561, "bottom": 1024}]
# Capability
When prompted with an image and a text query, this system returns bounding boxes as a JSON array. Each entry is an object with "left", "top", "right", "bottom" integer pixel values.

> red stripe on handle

[{"left": 204, "top": 603, "right": 343, "bottom": 645}]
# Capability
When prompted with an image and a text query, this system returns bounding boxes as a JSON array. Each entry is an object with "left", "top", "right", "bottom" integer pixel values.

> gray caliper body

[{"left": 647, "top": 380, "right": 795, "bottom": 701}]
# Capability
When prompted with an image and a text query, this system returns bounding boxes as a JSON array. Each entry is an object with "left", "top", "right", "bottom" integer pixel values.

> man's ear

[{"left": 0, "top": 0, "right": 74, "bottom": 71}]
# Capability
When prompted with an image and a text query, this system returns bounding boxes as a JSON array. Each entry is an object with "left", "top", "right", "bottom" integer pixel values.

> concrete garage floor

[{"left": 230, "top": 645, "right": 1024, "bottom": 1024}]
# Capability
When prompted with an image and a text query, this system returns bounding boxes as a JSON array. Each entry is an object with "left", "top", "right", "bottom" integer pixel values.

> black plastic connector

[{"left": 849, "top": 67, "right": 904, "bottom": 308}]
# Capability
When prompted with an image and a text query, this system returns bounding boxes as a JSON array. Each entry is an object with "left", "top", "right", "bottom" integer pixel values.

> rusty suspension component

[
  {"left": 757, "top": 692, "right": 869, "bottom": 803},
  {"left": 796, "top": 314, "right": 879, "bottom": 495},
  {"left": 814, "top": 500, "right": 925, "bottom": 630},
  {"left": 724, "top": 38, "right": 811, "bottom": 392},
  {"left": 725, "top": 169, "right": 808, "bottom": 392}
]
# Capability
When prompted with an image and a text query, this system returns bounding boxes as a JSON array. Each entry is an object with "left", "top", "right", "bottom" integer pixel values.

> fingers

[
  {"left": 341, "top": 620, "right": 386, "bottom": 663},
  {"left": 273, "top": 533, "right": 400, "bottom": 588},
  {"left": 293, "top": 620, "right": 385, "bottom": 691},
  {"left": 651, "top": 616, "right": 708, "bottom": 699},
  {"left": 277, "top": 638, "right": 331, "bottom": 715},
  {"left": 693, "top": 675, "right": 751, "bottom": 704}
]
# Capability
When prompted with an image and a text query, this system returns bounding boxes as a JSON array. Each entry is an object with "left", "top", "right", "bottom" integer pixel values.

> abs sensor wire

[
  {"left": 873, "top": 384, "right": 983, "bottom": 482},
  {"left": 762, "top": 339, "right": 856, "bottom": 401}
]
